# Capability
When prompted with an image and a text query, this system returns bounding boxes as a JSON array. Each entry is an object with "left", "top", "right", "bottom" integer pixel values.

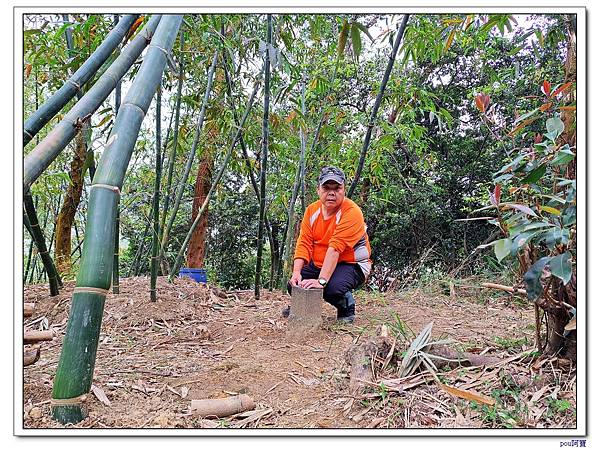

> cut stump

[{"left": 286, "top": 286, "right": 322, "bottom": 340}]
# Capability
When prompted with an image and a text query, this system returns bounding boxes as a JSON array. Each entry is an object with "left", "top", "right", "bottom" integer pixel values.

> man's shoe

[
  {"left": 337, "top": 303, "right": 355, "bottom": 324},
  {"left": 281, "top": 305, "right": 291, "bottom": 318}
]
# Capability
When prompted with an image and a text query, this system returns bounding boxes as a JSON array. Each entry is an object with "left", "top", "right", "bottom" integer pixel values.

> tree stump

[{"left": 286, "top": 286, "right": 322, "bottom": 340}]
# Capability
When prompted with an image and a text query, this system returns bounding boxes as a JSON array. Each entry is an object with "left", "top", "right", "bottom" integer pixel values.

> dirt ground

[{"left": 22, "top": 276, "right": 577, "bottom": 430}]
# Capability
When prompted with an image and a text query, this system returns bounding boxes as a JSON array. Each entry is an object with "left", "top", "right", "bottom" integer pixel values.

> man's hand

[
  {"left": 289, "top": 272, "right": 302, "bottom": 286},
  {"left": 299, "top": 278, "right": 324, "bottom": 290}
]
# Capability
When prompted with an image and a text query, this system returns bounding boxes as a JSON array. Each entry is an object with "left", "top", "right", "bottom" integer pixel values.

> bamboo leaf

[
  {"left": 439, "top": 383, "right": 495, "bottom": 406},
  {"left": 540, "top": 205, "right": 561, "bottom": 215},
  {"left": 337, "top": 20, "right": 349, "bottom": 59},
  {"left": 522, "top": 164, "right": 547, "bottom": 184},
  {"left": 444, "top": 29, "right": 456, "bottom": 52},
  {"left": 351, "top": 22, "right": 362, "bottom": 61},
  {"left": 354, "top": 22, "right": 375, "bottom": 42}
]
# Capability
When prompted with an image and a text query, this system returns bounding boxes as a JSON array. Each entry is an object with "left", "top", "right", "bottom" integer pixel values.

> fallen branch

[
  {"left": 191, "top": 394, "right": 255, "bottom": 418},
  {"left": 481, "top": 282, "right": 526, "bottom": 296}
]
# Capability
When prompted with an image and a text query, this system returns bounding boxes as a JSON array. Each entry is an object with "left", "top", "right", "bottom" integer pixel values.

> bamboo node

[
  {"left": 73, "top": 286, "right": 109, "bottom": 296},
  {"left": 24, "top": 129, "right": 33, "bottom": 140},
  {"left": 50, "top": 394, "right": 88, "bottom": 406},
  {"left": 91, "top": 183, "right": 121, "bottom": 195},
  {"left": 148, "top": 44, "right": 169, "bottom": 57},
  {"left": 66, "top": 79, "right": 81, "bottom": 91}
]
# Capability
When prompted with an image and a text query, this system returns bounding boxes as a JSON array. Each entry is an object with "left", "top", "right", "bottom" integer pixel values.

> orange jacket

[{"left": 294, "top": 198, "right": 372, "bottom": 277}]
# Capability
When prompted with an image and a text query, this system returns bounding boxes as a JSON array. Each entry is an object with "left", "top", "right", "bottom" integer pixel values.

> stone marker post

[{"left": 287, "top": 285, "right": 323, "bottom": 339}]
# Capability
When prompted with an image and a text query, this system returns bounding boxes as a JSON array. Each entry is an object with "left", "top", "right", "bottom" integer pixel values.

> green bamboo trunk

[
  {"left": 150, "top": 87, "right": 162, "bottom": 302},
  {"left": 159, "top": 51, "right": 219, "bottom": 267},
  {"left": 23, "top": 15, "right": 162, "bottom": 190},
  {"left": 168, "top": 78, "right": 261, "bottom": 280},
  {"left": 112, "top": 21, "right": 122, "bottom": 295},
  {"left": 23, "top": 15, "right": 138, "bottom": 146},
  {"left": 347, "top": 14, "right": 409, "bottom": 199},
  {"left": 254, "top": 14, "right": 272, "bottom": 301},
  {"left": 51, "top": 15, "right": 182, "bottom": 424},
  {"left": 23, "top": 191, "right": 61, "bottom": 295}
]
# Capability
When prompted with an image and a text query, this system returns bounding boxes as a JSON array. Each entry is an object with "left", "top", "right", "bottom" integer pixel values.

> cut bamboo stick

[
  {"left": 24, "top": 303, "right": 35, "bottom": 318},
  {"left": 24, "top": 330, "right": 54, "bottom": 344},
  {"left": 191, "top": 394, "right": 255, "bottom": 418},
  {"left": 24, "top": 346, "right": 41, "bottom": 367},
  {"left": 481, "top": 282, "right": 527, "bottom": 296}
]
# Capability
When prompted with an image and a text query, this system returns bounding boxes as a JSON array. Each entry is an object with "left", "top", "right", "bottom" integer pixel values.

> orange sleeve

[
  {"left": 328, "top": 206, "right": 366, "bottom": 254},
  {"left": 293, "top": 206, "right": 314, "bottom": 263}
]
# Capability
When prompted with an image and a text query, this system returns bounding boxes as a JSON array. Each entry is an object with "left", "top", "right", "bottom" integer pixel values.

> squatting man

[{"left": 284, "top": 166, "right": 372, "bottom": 323}]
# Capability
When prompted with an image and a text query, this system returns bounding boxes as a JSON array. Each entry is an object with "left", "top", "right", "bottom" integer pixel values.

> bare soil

[{"left": 22, "top": 276, "right": 577, "bottom": 430}]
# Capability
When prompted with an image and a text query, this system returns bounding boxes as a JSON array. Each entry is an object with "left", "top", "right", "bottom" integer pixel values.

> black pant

[{"left": 287, "top": 261, "right": 365, "bottom": 312}]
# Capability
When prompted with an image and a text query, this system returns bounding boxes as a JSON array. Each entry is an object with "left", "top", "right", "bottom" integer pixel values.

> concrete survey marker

[{"left": 287, "top": 285, "right": 323, "bottom": 340}]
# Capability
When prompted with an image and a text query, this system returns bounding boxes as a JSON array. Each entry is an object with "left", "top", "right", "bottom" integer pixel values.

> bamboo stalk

[
  {"left": 112, "top": 25, "right": 122, "bottom": 295},
  {"left": 159, "top": 29, "right": 185, "bottom": 262},
  {"left": 254, "top": 14, "right": 272, "bottom": 301},
  {"left": 24, "top": 15, "right": 162, "bottom": 190},
  {"left": 23, "top": 15, "right": 138, "bottom": 146},
  {"left": 51, "top": 15, "right": 183, "bottom": 425},
  {"left": 280, "top": 73, "right": 307, "bottom": 291},
  {"left": 159, "top": 51, "right": 219, "bottom": 267},
  {"left": 150, "top": 86, "right": 162, "bottom": 302},
  {"left": 24, "top": 330, "right": 54, "bottom": 344},
  {"left": 23, "top": 192, "right": 61, "bottom": 296},
  {"left": 347, "top": 14, "right": 410, "bottom": 199},
  {"left": 168, "top": 77, "right": 261, "bottom": 280}
]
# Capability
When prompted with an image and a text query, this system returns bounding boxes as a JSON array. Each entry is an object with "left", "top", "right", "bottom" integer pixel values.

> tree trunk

[
  {"left": 186, "top": 151, "right": 213, "bottom": 268},
  {"left": 54, "top": 125, "right": 88, "bottom": 276},
  {"left": 540, "top": 15, "right": 577, "bottom": 363}
]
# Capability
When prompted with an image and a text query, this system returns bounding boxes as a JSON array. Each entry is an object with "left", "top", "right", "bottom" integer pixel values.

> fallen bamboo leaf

[
  {"left": 91, "top": 384, "right": 111, "bottom": 406},
  {"left": 438, "top": 383, "right": 495, "bottom": 406},
  {"left": 234, "top": 408, "right": 273, "bottom": 428},
  {"left": 181, "top": 386, "right": 189, "bottom": 399},
  {"left": 367, "top": 417, "right": 385, "bottom": 428}
]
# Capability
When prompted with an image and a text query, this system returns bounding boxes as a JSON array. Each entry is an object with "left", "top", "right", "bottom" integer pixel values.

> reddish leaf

[
  {"left": 539, "top": 102, "right": 553, "bottom": 112},
  {"left": 475, "top": 96, "right": 484, "bottom": 113},
  {"left": 558, "top": 105, "right": 576, "bottom": 111},
  {"left": 534, "top": 133, "right": 543, "bottom": 144},
  {"left": 551, "top": 81, "right": 573, "bottom": 98},
  {"left": 541, "top": 80, "right": 551, "bottom": 96},
  {"left": 494, "top": 184, "right": 501, "bottom": 205},
  {"left": 25, "top": 64, "right": 32, "bottom": 79}
]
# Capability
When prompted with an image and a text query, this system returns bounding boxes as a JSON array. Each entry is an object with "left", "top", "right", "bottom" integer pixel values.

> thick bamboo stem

[
  {"left": 191, "top": 394, "right": 255, "bottom": 418},
  {"left": 24, "top": 15, "right": 138, "bottom": 145},
  {"left": 23, "top": 192, "right": 61, "bottom": 296},
  {"left": 347, "top": 14, "right": 409, "bottom": 199},
  {"left": 254, "top": 15, "right": 272, "bottom": 301},
  {"left": 51, "top": 15, "right": 182, "bottom": 425},
  {"left": 24, "top": 15, "right": 162, "bottom": 190}
]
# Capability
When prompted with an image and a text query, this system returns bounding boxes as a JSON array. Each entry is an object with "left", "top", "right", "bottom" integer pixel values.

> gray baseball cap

[{"left": 318, "top": 166, "right": 346, "bottom": 185}]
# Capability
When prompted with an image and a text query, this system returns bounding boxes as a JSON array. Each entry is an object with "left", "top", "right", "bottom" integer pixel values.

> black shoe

[
  {"left": 282, "top": 305, "right": 291, "bottom": 318},
  {"left": 337, "top": 304, "right": 355, "bottom": 324}
]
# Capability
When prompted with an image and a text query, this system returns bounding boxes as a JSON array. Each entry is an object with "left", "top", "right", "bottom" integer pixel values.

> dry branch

[{"left": 481, "top": 282, "right": 526, "bottom": 296}]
